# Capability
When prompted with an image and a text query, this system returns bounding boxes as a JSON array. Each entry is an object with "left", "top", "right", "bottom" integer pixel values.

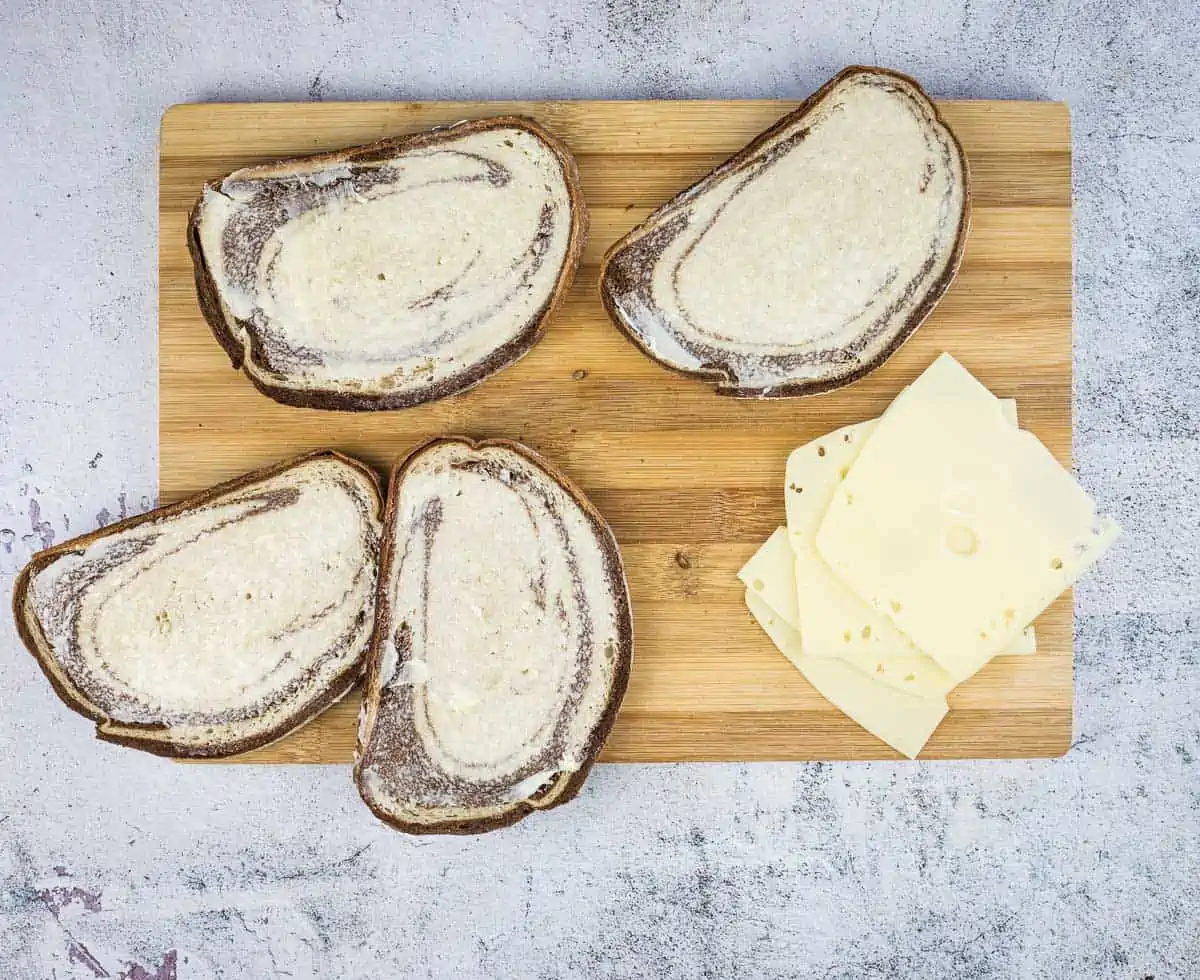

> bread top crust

[
  {"left": 189, "top": 116, "right": 588, "bottom": 411},
  {"left": 599, "top": 66, "right": 970, "bottom": 398},
  {"left": 12, "top": 452, "right": 384, "bottom": 758},
  {"left": 355, "top": 437, "right": 633, "bottom": 834}
]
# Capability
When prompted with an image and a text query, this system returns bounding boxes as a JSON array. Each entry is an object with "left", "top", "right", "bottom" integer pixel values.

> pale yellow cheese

[
  {"left": 816, "top": 353, "right": 1120, "bottom": 681},
  {"left": 745, "top": 590, "right": 947, "bottom": 758},
  {"left": 739, "top": 529, "right": 953, "bottom": 700},
  {"left": 792, "top": 547, "right": 956, "bottom": 698},
  {"left": 785, "top": 402, "right": 1035, "bottom": 664},
  {"left": 784, "top": 400, "right": 1017, "bottom": 545},
  {"left": 736, "top": 527, "right": 799, "bottom": 626}
]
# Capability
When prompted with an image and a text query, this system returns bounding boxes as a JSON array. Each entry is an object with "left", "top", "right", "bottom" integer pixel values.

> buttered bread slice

[
  {"left": 600, "top": 66, "right": 969, "bottom": 397},
  {"left": 189, "top": 117, "right": 586, "bottom": 410},
  {"left": 356, "top": 437, "right": 633, "bottom": 834},
  {"left": 12, "top": 452, "right": 383, "bottom": 758}
]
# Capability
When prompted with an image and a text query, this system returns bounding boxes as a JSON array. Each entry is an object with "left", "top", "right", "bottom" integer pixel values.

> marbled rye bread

[
  {"left": 189, "top": 117, "right": 587, "bottom": 410},
  {"left": 600, "top": 67, "right": 970, "bottom": 398},
  {"left": 355, "top": 437, "right": 633, "bottom": 834},
  {"left": 12, "top": 451, "right": 384, "bottom": 758}
]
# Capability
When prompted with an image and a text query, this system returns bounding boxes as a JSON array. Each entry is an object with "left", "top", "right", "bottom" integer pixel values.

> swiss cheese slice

[
  {"left": 740, "top": 529, "right": 953, "bottom": 700},
  {"left": 816, "top": 353, "right": 1120, "bottom": 680},
  {"left": 785, "top": 400, "right": 1035, "bottom": 664},
  {"left": 736, "top": 527, "right": 799, "bottom": 625},
  {"left": 792, "top": 547, "right": 955, "bottom": 697},
  {"left": 784, "top": 418, "right": 880, "bottom": 548},
  {"left": 785, "top": 400, "right": 1017, "bottom": 543},
  {"left": 745, "top": 590, "right": 948, "bottom": 758}
]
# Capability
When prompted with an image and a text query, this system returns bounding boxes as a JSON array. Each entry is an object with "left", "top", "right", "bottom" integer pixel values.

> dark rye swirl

[
  {"left": 12, "top": 452, "right": 383, "bottom": 758},
  {"left": 356, "top": 437, "right": 633, "bottom": 834},
  {"left": 189, "top": 117, "right": 587, "bottom": 411},
  {"left": 600, "top": 66, "right": 970, "bottom": 398}
]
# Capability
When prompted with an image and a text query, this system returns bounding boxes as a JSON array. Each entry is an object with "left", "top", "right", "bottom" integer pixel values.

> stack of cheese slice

[{"left": 738, "top": 353, "right": 1121, "bottom": 758}]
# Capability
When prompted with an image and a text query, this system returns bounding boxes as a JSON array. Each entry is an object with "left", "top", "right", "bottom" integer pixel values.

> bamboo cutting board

[{"left": 159, "top": 99, "right": 1072, "bottom": 762}]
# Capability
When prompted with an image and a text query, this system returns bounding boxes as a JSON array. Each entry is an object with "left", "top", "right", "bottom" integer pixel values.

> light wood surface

[{"left": 159, "top": 99, "right": 1073, "bottom": 762}]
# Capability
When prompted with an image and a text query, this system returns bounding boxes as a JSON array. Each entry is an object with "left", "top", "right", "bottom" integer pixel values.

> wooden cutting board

[{"left": 159, "top": 99, "right": 1072, "bottom": 762}]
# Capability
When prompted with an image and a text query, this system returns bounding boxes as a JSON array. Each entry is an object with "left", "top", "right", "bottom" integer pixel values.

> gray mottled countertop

[{"left": 1, "top": 1, "right": 1197, "bottom": 977}]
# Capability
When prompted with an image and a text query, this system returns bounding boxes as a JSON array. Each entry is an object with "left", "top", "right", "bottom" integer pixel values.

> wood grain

[{"left": 159, "top": 99, "right": 1073, "bottom": 763}]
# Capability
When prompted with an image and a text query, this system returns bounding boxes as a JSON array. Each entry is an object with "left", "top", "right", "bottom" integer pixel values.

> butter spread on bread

[
  {"left": 12, "top": 452, "right": 383, "bottom": 758},
  {"left": 189, "top": 117, "right": 587, "bottom": 410},
  {"left": 600, "top": 66, "right": 969, "bottom": 397},
  {"left": 355, "top": 437, "right": 632, "bottom": 834}
]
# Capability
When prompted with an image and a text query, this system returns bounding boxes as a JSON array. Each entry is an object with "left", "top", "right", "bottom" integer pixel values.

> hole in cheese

[
  {"left": 945, "top": 524, "right": 978, "bottom": 557},
  {"left": 752, "top": 578, "right": 765, "bottom": 591},
  {"left": 1051, "top": 557, "right": 1064, "bottom": 570},
  {"left": 817, "top": 446, "right": 826, "bottom": 457}
]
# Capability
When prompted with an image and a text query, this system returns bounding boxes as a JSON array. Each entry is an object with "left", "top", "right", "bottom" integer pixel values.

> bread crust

[
  {"left": 187, "top": 116, "right": 588, "bottom": 411},
  {"left": 11, "top": 450, "right": 385, "bottom": 759},
  {"left": 355, "top": 436, "right": 634, "bottom": 834},
  {"left": 598, "top": 65, "right": 972, "bottom": 398}
]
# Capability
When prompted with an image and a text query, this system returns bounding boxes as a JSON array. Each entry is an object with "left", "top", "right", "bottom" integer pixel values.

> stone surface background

[{"left": 1, "top": 1, "right": 1197, "bottom": 977}]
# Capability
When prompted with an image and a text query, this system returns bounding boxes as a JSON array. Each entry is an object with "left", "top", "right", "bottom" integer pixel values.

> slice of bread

[
  {"left": 355, "top": 437, "right": 633, "bottom": 834},
  {"left": 12, "top": 452, "right": 384, "bottom": 758},
  {"left": 600, "top": 66, "right": 969, "bottom": 397},
  {"left": 189, "top": 117, "right": 587, "bottom": 411}
]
